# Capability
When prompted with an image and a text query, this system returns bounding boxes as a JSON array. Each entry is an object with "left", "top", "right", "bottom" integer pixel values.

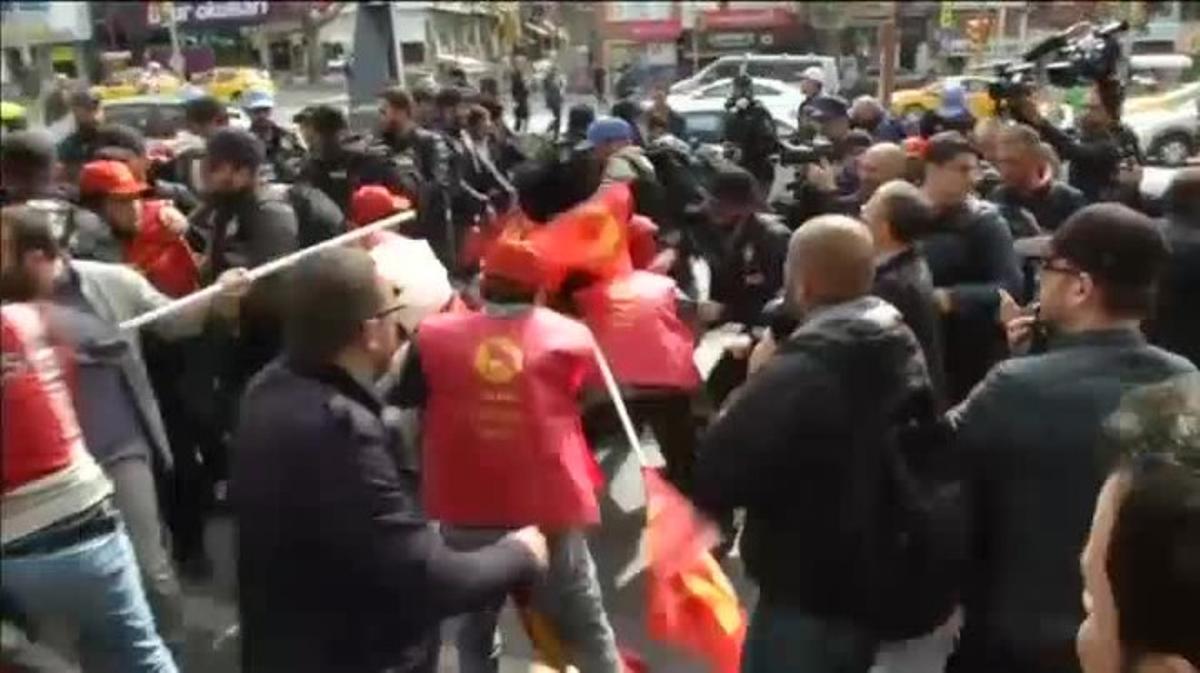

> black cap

[
  {"left": 1, "top": 130, "right": 56, "bottom": 170},
  {"left": 1034, "top": 203, "right": 1168, "bottom": 287},
  {"left": 710, "top": 166, "right": 761, "bottom": 207},
  {"left": 69, "top": 88, "right": 100, "bottom": 109},
  {"left": 205, "top": 128, "right": 265, "bottom": 170},
  {"left": 807, "top": 95, "right": 849, "bottom": 122},
  {"left": 566, "top": 103, "right": 596, "bottom": 134}
]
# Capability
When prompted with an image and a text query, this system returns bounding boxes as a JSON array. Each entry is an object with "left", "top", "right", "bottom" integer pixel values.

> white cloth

[{"left": 369, "top": 236, "right": 454, "bottom": 334}]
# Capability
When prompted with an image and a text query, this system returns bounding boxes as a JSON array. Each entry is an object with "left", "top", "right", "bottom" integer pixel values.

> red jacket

[
  {"left": 124, "top": 199, "right": 199, "bottom": 297},
  {"left": 2, "top": 304, "right": 83, "bottom": 493},
  {"left": 418, "top": 307, "right": 602, "bottom": 528},
  {"left": 574, "top": 271, "right": 700, "bottom": 391}
]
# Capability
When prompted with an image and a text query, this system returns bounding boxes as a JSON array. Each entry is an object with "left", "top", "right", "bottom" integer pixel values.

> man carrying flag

[{"left": 390, "top": 235, "right": 622, "bottom": 673}]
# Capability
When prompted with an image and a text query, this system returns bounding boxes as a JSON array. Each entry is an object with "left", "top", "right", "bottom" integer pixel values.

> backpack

[
  {"left": 643, "top": 144, "right": 708, "bottom": 230},
  {"left": 262, "top": 183, "right": 346, "bottom": 248},
  {"left": 795, "top": 330, "right": 966, "bottom": 641}
]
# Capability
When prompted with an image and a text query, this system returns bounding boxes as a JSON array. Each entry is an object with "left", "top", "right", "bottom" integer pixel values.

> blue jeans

[
  {"left": 2, "top": 522, "right": 178, "bottom": 673},
  {"left": 742, "top": 601, "right": 877, "bottom": 673}
]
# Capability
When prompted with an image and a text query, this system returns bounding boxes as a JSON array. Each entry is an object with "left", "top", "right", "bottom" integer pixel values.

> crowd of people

[{"left": 2, "top": 55, "right": 1198, "bottom": 673}]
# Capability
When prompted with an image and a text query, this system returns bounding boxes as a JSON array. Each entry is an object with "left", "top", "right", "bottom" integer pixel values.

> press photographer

[{"left": 723, "top": 73, "right": 779, "bottom": 195}]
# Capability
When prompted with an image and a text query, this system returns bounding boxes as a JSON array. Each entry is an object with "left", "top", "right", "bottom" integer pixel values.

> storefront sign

[
  {"left": 706, "top": 32, "right": 756, "bottom": 50},
  {"left": 700, "top": 8, "right": 794, "bottom": 31},
  {"left": 605, "top": 19, "right": 683, "bottom": 42},
  {"left": 147, "top": 1, "right": 273, "bottom": 28}
]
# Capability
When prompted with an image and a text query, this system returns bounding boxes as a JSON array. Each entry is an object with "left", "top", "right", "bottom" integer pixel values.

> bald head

[
  {"left": 857, "top": 143, "right": 908, "bottom": 196},
  {"left": 787, "top": 215, "right": 876, "bottom": 311}
]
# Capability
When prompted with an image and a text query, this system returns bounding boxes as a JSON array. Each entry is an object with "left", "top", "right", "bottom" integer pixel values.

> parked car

[
  {"left": 678, "top": 109, "right": 797, "bottom": 146},
  {"left": 91, "top": 67, "right": 184, "bottom": 101},
  {"left": 667, "top": 78, "right": 804, "bottom": 128},
  {"left": 191, "top": 67, "right": 275, "bottom": 103},
  {"left": 669, "top": 53, "right": 840, "bottom": 97},
  {"left": 1126, "top": 86, "right": 1199, "bottom": 167},
  {"left": 890, "top": 76, "right": 996, "bottom": 122}
]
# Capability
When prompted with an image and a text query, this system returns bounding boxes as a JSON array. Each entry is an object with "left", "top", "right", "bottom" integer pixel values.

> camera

[
  {"left": 777, "top": 138, "right": 835, "bottom": 167},
  {"left": 985, "top": 61, "right": 1037, "bottom": 111},
  {"left": 1044, "top": 21, "right": 1128, "bottom": 88}
]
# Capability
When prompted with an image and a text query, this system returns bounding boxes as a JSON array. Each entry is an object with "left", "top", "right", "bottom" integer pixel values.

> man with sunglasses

[{"left": 949, "top": 203, "right": 1196, "bottom": 673}]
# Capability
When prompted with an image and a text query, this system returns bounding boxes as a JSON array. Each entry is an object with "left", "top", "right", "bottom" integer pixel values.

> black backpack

[
  {"left": 262, "top": 183, "right": 346, "bottom": 248},
  {"left": 797, "top": 330, "right": 967, "bottom": 641}
]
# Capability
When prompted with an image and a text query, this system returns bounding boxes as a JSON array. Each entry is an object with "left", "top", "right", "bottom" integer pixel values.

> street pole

[
  {"left": 164, "top": 2, "right": 185, "bottom": 75},
  {"left": 879, "top": 1, "right": 898, "bottom": 107}
]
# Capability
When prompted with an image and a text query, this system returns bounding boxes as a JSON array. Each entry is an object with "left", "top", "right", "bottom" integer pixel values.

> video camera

[
  {"left": 984, "top": 20, "right": 1129, "bottom": 112},
  {"left": 777, "top": 137, "right": 835, "bottom": 167}
]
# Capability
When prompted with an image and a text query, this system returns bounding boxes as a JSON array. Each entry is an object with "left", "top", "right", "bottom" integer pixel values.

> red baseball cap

[
  {"left": 482, "top": 233, "right": 545, "bottom": 291},
  {"left": 349, "top": 185, "right": 411, "bottom": 228},
  {"left": 79, "top": 160, "right": 149, "bottom": 198}
]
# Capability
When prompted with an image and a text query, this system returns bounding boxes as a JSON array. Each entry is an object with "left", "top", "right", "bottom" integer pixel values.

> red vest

[
  {"left": 2, "top": 304, "right": 83, "bottom": 494},
  {"left": 418, "top": 307, "right": 601, "bottom": 528},
  {"left": 574, "top": 271, "right": 700, "bottom": 391},
  {"left": 124, "top": 200, "right": 199, "bottom": 298}
]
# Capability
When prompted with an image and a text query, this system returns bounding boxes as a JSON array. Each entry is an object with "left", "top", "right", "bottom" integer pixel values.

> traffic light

[{"left": 966, "top": 16, "right": 993, "bottom": 47}]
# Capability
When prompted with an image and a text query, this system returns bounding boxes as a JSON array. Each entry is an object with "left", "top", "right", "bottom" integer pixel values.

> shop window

[{"left": 402, "top": 42, "right": 426, "bottom": 65}]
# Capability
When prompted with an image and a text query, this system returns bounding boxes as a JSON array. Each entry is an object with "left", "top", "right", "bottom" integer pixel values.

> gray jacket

[
  {"left": 950, "top": 328, "right": 1195, "bottom": 669},
  {"left": 64, "top": 259, "right": 211, "bottom": 470}
]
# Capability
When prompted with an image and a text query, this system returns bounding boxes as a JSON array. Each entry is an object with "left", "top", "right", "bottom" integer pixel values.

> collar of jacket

[
  {"left": 1047, "top": 327, "right": 1144, "bottom": 352},
  {"left": 797, "top": 295, "right": 901, "bottom": 336},
  {"left": 284, "top": 358, "right": 384, "bottom": 416},
  {"left": 875, "top": 247, "right": 917, "bottom": 275}
]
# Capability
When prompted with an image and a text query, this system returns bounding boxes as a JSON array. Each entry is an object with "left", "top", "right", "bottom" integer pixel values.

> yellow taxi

[
  {"left": 91, "top": 67, "right": 184, "bottom": 101},
  {"left": 193, "top": 67, "right": 276, "bottom": 104},
  {"left": 890, "top": 76, "right": 997, "bottom": 122}
]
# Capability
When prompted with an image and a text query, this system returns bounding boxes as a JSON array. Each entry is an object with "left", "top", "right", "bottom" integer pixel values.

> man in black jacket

[
  {"left": 1012, "top": 80, "right": 1142, "bottom": 204},
  {"left": 56, "top": 89, "right": 104, "bottom": 181},
  {"left": 988, "top": 123, "right": 1086, "bottom": 234},
  {"left": 863, "top": 179, "right": 948, "bottom": 407},
  {"left": 166, "top": 95, "right": 228, "bottom": 196},
  {"left": 696, "top": 214, "right": 933, "bottom": 673},
  {"left": 234, "top": 247, "right": 546, "bottom": 673},
  {"left": 949, "top": 203, "right": 1195, "bottom": 673},
  {"left": 919, "top": 132, "right": 1024, "bottom": 404},
  {"left": 1146, "top": 167, "right": 1200, "bottom": 368}
]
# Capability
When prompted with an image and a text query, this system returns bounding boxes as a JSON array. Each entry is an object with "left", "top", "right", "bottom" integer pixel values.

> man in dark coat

[
  {"left": 56, "top": 89, "right": 105, "bottom": 182},
  {"left": 863, "top": 179, "right": 948, "bottom": 407},
  {"left": 234, "top": 247, "right": 546, "bottom": 673},
  {"left": 695, "top": 215, "right": 935, "bottom": 672},
  {"left": 988, "top": 124, "right": 1086, "bottom": 234},
  {"left": 949, "top": 204, "right": 1196, "bottom": 673},
  {"left": 1146, "top": 167, "right": 1200, "bottom": 368},
  {"left": 918, "top": 132, "right": 1024, "bottom": 404}
]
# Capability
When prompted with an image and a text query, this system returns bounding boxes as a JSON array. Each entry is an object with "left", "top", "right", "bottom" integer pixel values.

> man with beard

[
  {"left": 56, "top": 89, "right": 104, "bottom": 181},
  {"left": 242, "top": 91, "right": 305, "bottom": 183},
  {"left": 233, "top": 246, "right": 547, "bottom": 673}
]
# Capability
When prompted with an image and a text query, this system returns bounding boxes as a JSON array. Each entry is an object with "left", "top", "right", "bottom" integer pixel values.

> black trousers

[{"left": 582, "top": 391, "right": 706, "bottom": 495}]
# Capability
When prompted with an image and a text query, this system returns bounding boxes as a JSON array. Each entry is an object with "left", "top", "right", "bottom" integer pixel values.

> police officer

[
  {"left": 242, "top": 91, "right": 305, "bottom": 184},
  {"left": 723, "top": 73, "right": 779, "bottom": 196}
]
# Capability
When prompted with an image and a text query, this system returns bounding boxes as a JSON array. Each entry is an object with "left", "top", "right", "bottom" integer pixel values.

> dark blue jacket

[
  {"left": 233, "top": 360, "right": 537, "bottom": 673},
  {"left": 950, "top": 330, "right": 1194, "bottom": 673}
]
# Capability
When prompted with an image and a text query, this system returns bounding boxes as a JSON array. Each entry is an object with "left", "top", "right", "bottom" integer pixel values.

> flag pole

[
  {"left": 590, "top": 342, "right": 649, "bottom": 470},
  {"left": 118, "top": 209, "right": 416, "bottom": 332}
]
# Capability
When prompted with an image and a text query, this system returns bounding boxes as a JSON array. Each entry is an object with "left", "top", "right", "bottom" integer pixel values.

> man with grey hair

[
  {"left": 696, "top": 215, "right": 946, "bottom": 672},
  {"left": 850, "top": 95, "right": 906, "bottom": 143}
]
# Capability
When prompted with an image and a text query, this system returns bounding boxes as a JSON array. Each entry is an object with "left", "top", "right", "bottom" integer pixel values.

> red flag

[
  {"left": 644, "top": 468, "right": 746, "bottom": 673},
  {"left": 530, "top": 184, "right": 635, "bottom": 292}
]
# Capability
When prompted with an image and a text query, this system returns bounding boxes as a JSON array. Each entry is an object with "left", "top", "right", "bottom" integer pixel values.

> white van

[
  {"left": 669, "top": 54, "right": 840, "bottom": 96},
  {"left": 1128, "top": 54, "right": 1195, "bottom": 97}
]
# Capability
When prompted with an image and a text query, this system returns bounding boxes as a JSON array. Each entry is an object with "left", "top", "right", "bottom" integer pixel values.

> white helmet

[{"left": 801, "top": 66, "right": 824, "bottom": 82}]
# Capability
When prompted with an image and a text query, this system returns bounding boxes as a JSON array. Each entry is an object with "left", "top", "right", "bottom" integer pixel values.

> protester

[
  {"left": 242, "top": 90, "right": 305, "bottom": 183},
  {"left": 919, "top": 131, "right": 1023, "bottom": 403},
  {"left": 850, "top": 95, "right": 906, "bottom": 143},
  {"left": 41, "top": 73, "right": 71, "bottom": 126},
  {"left": 56, "top": 89, "right": 104, "bottom": 181},
  {"left": 988, "top": 123, "right": 1087, "bottom": 234},
  {"left": 94, "top": 123, "right": 200, "bottom": 215},
  {"left": 1, "top": 201, "right": 249, "bottom": 652},
  {"left": 411, "top": 84, "right": 439, "bottom": 130},
  {"left": 376, "top": 87, "right": 455, "bottom": 248},
  {"left": 585, "top": 117, "right": 655, "bottom": 188},
  {"left": 390, "top": 235, "right": 622, "bottom": 672},
  {"left": 950, "top": 204, "right": 1196, "bottom": 673},
  {"left": 1, "top": 129, "right": 76, "bottom": 205},
  {"left": 1146, "top": 168, "right": 1200, "bottom": 368},
  {"left": 233, "top": 246, "right": 547, "bottom": 673},
  {"left": 863, "top": 179, "right": 948, "bottom": 406},
  {"left": 543, "top": 64, "right": 565, "bottom": 138},
  {"left": 511, "top": 57, "right": 531, "bottom": 133},
  {"left": 1078, "top": 375, "right": 1200, "bottom": 673},
  {"left": 169, "top": 95, "right": 228, "bottom": 195},
  {"left": 0, "top": 297, "right": 179, "bottom": 673},
  {"left": 696, "top": 215, "right": 941, "bottom": 673},
  {"left": 1012, "top": 80, "right": 1142, "bottom": 204}
]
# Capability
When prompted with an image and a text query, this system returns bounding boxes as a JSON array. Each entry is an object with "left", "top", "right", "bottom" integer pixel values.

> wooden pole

[{"left": 879, "top": 1, "right": 899, "bottom": 107}]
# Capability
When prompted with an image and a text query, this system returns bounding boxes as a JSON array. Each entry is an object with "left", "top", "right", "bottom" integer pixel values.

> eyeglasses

[
  {"left": 372, "top": 303, "right": 406, "bottom": 320},
  {"left": 1038, "top": 260, "right": 1085, "bottom": 279}
]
